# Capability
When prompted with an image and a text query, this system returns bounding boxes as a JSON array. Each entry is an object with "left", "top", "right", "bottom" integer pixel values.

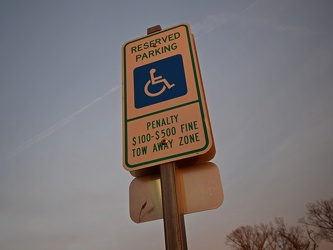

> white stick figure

[{"left": 144, "top": 68, "right": 175, "bottom": 97}]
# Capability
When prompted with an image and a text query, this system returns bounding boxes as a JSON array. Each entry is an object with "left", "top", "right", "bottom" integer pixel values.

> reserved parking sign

[{"left": 122, "top": 23, "right": 214, "bottom": 171}]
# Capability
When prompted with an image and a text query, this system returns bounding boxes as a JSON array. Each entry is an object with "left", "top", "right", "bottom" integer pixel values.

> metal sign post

[
  {"left": 147, "top": 26, "right": 187, "bottom": 250},
  {"left": 160, "top": 162, "right": 187, "bottom": 250},
  {"left": 122, "top": 23, "right": 218, "bottom": 249}
]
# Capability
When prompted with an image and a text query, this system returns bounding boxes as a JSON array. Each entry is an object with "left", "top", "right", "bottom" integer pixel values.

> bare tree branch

[{"left": 299, "top": 198, "right": 333, "bottom": 243}]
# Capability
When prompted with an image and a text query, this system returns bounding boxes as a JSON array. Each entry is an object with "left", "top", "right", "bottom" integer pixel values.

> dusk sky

[{"left": 1, "top": 1, "right": 333, "bottom": 249}]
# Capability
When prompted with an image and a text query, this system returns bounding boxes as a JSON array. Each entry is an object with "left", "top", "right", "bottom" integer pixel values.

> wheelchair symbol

[{"left": 144, "top": 68, "right": 175, "bottom": 97}]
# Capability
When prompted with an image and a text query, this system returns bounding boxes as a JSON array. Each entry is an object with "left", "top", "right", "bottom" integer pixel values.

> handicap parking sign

[{"left": 134, "top": 54, "right": 187, "bottom": 108}]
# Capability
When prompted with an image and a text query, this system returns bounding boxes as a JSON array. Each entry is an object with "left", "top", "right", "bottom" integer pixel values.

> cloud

[
  {"left": 192, "top": 13, "right": 236, "bottom": 40},
  {"left": 4, "top": 85, "right": 120, "bottom": 160},
  {"left": 192, "top": 0, "right": 263, "bottom": 40},
  {"left": 192, "top": 0, "right": 317, "bottom": 40}
]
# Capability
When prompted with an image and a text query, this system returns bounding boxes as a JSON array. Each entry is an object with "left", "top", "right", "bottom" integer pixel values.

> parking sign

[{"left": 122, "top": 23, "right": 214, "bottom": 171}]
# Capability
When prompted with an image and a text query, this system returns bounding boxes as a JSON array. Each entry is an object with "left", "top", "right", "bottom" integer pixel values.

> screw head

[{"left": 161, "top": 139, "right": 168, "bottom": 145}]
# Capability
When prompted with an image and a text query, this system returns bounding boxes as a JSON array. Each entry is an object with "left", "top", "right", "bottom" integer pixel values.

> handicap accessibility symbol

[
  {"left": 134, "top": 54, "right": 188, "bottom": 109},
  {"left": 144, "top": 68, "right": 175, "bottom": 97}
]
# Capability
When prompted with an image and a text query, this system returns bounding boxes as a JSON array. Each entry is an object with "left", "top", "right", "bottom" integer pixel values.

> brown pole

[
  {"left": 146, "top": 25, "right": 187, "bottom": 250},
  {"left": 160, "top": 162, "right": 187, "bottom": 250}
]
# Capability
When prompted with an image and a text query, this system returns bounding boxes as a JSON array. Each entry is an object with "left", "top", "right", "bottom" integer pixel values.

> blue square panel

[{"left": 134, "top": 54, "right": 187, "bottom": 108}]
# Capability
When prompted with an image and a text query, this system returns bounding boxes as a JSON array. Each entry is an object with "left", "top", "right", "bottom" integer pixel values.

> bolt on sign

[{"left": 122, "top": 23, "right": 214, "bottom": 171}]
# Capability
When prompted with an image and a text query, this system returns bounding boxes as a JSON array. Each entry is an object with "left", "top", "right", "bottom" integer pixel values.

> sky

[{"left": 0, "top": 0, "right": 333, "bottom": 249}]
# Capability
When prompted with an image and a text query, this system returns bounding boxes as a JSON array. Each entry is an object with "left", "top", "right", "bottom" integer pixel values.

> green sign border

[{"left": 123, "top": 23, "right": 210, "bottom": 169}]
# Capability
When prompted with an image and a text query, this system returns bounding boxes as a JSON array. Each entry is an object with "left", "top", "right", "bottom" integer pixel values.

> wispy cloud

[
  {"left": 4, "top": 85, "right": 120, "bottom": 160},
  {"left": 193, "top": 0, "right": 317, "bottom": 40},
  {"left": 192, "top": 12, "right": 235, "bottom": 40},
  {"left": 241, "top": 16, "right": 318, "bottom": 36},
  {"left": 193, "top": 0, "right": 263, "bottom": 40}
]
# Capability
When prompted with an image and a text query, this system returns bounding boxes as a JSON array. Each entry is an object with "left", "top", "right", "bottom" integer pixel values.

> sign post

[
  {"left": 148, "top": 25, "right": 187, "bottom": 250},
  {"left": 160, "top": 162, "right": 187, "bottom": 250},
  {"left": 122, "top": 23, "right": 217, "bottom": 250}
]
